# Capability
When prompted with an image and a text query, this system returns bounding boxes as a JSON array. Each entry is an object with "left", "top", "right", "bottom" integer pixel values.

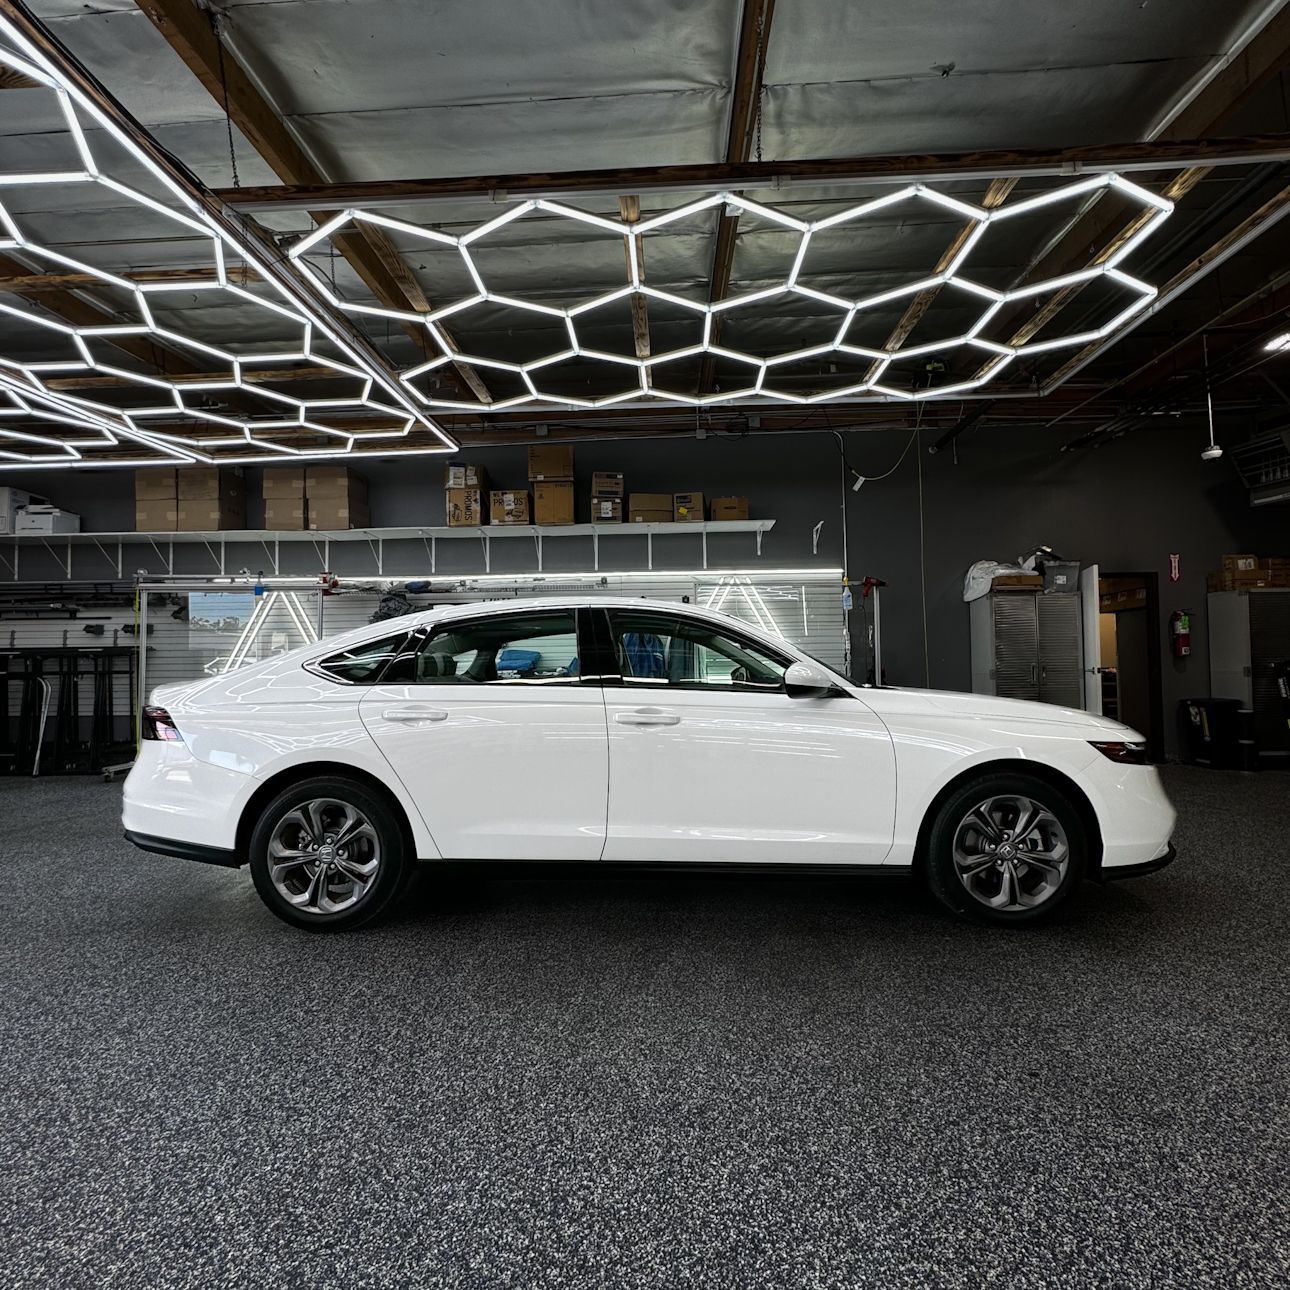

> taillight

[
  {"left": 1090, "top": 740, "right": 1147, "bottom": 765},
  {"left": 141, "top": 706, "right": 184, "bottom": 742}
]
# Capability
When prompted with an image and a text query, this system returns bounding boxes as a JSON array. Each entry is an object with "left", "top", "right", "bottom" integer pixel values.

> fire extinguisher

[{"left": 1170, "top": 610, "right": 1192, "bottom": 658}]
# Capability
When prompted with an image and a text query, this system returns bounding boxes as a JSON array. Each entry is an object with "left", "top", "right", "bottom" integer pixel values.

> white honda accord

[{"left": 122, "top": 596, "right": 1176, "bottom": 930}]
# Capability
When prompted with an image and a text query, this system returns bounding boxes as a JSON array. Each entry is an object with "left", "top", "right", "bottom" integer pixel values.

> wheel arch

[
  {"left": 912, "top": 758, "right": 1104, "bottom": 880},
  {"left": 236, "top": 761, "right": 420, "bottom": 864}
]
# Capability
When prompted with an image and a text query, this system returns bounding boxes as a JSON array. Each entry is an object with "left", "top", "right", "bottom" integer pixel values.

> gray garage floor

[{"left": 1, "top": 766, "right": 1287, "bottom": 1290}]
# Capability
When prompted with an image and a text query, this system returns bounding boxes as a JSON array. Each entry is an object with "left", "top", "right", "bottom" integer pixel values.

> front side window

[
  {"left": 412, "top": 610, "right": 580, "bottom": 684},
  {"left": 606, "top": 610, "right": 789, "bottom": 692},
  {"left": 312, "top": 631, "right": 411, "bottom": 684}
]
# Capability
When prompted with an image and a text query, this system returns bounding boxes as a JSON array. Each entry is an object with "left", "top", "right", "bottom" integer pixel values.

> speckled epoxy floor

[{"left": 1, "top": 765, "right": 1287, "bottom": 1289}]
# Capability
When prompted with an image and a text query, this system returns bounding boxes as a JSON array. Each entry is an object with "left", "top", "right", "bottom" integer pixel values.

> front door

[
  {"left": 596, "top": 607, "right": 896, "bottom": 864},
  {"left": 359, "top": 607, "right": 608, "bottom": 860}
]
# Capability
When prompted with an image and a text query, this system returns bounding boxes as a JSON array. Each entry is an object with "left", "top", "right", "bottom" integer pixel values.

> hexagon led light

[
  {"left": 0, "top": 11, "right": 456, "bottom": 469},
  {"left": 289, "top": 176, "right": 1175, "bottom": 413}
]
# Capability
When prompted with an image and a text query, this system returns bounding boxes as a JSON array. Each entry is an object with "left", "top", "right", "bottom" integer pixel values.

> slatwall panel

[{"left": 141, "top": 573, "right": 846, "bottom": 693}]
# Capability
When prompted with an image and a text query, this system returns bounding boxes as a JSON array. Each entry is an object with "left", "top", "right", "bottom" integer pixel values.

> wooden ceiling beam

[
  {"left": 212, "top": 134, "right": 1290, "bottom": 212},
  {"left": 133, "top": 0, "right": 489, "bottom": 405},
  {"left": 699, "top": 0, "right": 776, "bottom": 394}
]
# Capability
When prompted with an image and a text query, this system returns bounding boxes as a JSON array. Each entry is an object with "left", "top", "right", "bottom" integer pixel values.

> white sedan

[{"left": 122, "top": 596, "right": 1176, "bottom": 930}]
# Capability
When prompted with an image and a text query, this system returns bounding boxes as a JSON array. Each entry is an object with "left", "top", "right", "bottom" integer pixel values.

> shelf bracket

[
  {"left": 90, "top": 538, "right": 123, "bottom": 579},
  {"left": 756, "top": 525, "right": 765, "bottom": 557},
  {"left": 702, "top": 529, "right": 708, "bottom": 570},
  {"left": 481, "top": 530, "right": 491, "bottom": 573},
  {"left": 534, "top": 532, "right": 543, "bottom": 572},
  {"left": 198, "top": 538, "right": 224, "bottom": 575},
  {"left": 592, "top": 531, "right": 599, "bottom": 572},
  {"left": 145, "top": 537, "right": 174, "bottom": 576},
  {"left": 422, "top": 535, "right": 436, "bottom": 574},
  {"left": 0, "top": 539, "right": 16, "bottom": 581},
  {"left": 647, "top": 531, "right": 653, "bottom": 571},
  {"left": 38, "top": 539, "right": 73, "bottom": 580}
]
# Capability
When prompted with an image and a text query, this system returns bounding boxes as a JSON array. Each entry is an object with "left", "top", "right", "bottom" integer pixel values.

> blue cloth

[{"left": 623, "top": 632, "right": 665, "bottom": 679}]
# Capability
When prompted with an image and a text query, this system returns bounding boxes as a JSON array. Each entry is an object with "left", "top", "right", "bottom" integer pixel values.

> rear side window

[
  {"left": 414, "top": 610, "right": 579, "bottom": 684},
  {"left": 312, "top": 631, "right": 411, "bottom": 684}
]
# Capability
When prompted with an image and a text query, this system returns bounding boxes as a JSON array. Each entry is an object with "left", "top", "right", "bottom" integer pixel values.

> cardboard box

[
  {"left": 262, "top": 467, "right": 306, "bottom": 499},
  {"left": 177, "top": 496, "right": 247, "bottom": 532},
  {"left": 991, "top": 574, "right": 1044, "bottom": 591},
  {"left": 534, "top": 482, "right": 575, "bottom": 525},
  {"left": 710, "top": 496, "right": 750, "bottom": 521},
  {"left": 446, "top": 487, "right": 484, "bottom": 527},
  {"left": 15, "top": 505, "right": 80, "bottom": 534},
  {"left": 263, "top": 498, "right": 307, "bottom": 531},
  {"left": 445, "top": 462, "right": 489, "bottom": 490},
  {"left": 591, "top": 472, "right": 625, "bottom": 498},
  {"left": 630, "top": 508, "right": 672, "bottom": 524},
  {"left": 673, "top": 491, "right": 705, "bottom": 523},
  {"left": 309, "top": 495, "right": 371, "bottom": 530},
  {"left": 135, "top": 498, "right": 178, "bottom": 532},
  {"left": 134, "top": 469, "right": 177, "bottom": 501},
  {"left": 490, "top": 489, "right": 531, "bottom": 525},
  {"left": 305, "top": 465, "right": 368, "bottom": 498},
  {"left": 1222, "top": 554, "right": 1259, "bottom": 572},
  {"left": 590, "top": 496, "right": 623, "bottom": 523},
  {"left": 528, "top": 444, "right": 574, "bottom": 482},
  {"left": 0, "top": 485, "right": 40, "bottom": 535},
  {"left": 178, "top": 466, "right": 245, "bottom": 501}
]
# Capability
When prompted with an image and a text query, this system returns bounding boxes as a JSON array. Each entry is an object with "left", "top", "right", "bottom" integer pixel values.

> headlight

[{"left": 1089, "top": 740, "right": 1147, "bottom": 765}]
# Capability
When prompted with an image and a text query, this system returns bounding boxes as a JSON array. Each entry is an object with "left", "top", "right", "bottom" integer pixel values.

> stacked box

[
  {"left": 306, "top": 466, "right": 369, "bottom": 530},
  {"left": 445, "top": 462, "right": 489, "bottom": 490},
  {"left": 262, "top": 467, "right": 307, "bottom": 531},
  {"left": 446, "top": 488, "right": 483, "bottom": 527},
  {"left": 490, "top": 489, "right": 531, "bottom": 525},
  {"left": 177, "top": 467, "right": 246, "bottom": 531},
  {"left": 628, "top": 492, "right": 672, "bottom": 523},
  {"left": 528, "top": 444, "right": 574, "bottom": 483},
  {"left": 673, "top": 491, "right": 705, "bottom": 523},
  {"left": 135, "top": 468, "right": 178, "bottom": 532},
  {"left": 534, "top": 482, "right": 575, "bottom": 526},
  {"left": 710, "top": 496, "right": 750, "bottom": 521},
  {"left": 590, "top": 471, "right": 624, "bottom": 524}
]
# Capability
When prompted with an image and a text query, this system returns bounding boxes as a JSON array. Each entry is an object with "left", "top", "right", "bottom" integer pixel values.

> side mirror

[{"left": 784, "top": 660, "right": 836, "bottom": 698}]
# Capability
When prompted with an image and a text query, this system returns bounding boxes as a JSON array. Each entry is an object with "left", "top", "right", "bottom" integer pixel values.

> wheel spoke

[
  {"left": 1018, "top": 854, "right": 1061, "bottom": 880},
  {"left": 968, "top": 806, "right": 1001, "bottom": 843},
  {"left": 1012, "top": 800, "right": 1044, "bottom": 843},
  {"left": 956, "top": 855, "right": 997, "bottom": 879}
]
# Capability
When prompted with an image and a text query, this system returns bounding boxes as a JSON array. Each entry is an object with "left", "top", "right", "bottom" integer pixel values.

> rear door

[
  {"left": 595, "top": 607, "right": 896, "bottom": 864},
  {"left": 359, "top": 607, "right": 608, "bottom": 860}
]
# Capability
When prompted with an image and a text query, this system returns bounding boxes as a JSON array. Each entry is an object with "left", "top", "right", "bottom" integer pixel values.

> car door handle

[
  {"left": 382, "top": 706, "right": 449, "bottom": 723},
  {"left": 614, "top": 708, "right": 681, "bottom": 727}
]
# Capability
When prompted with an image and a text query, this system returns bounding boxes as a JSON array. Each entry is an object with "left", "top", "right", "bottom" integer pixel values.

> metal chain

[
  {"left": 754, "top": 8, "right": 766, "bottom": 164},
  {"left": 212, "top": 13, "right": 241, "bottom": 189}
]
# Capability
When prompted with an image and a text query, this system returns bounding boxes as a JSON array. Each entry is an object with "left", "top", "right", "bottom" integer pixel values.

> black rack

[{"left": 0, "top": 647, "right": 138, "bottom": 775}]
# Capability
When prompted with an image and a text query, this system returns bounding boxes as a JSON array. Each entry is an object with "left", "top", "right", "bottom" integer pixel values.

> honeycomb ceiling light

[
  {"left": 0, "top": 13, "right": 455, "bottom": 469},
  {"left": 289, "top": 176, "right": 1174, "bottom": 413}
]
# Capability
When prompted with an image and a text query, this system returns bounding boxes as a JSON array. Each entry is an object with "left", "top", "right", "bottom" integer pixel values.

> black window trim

[
  {"left": 593, "top": 605, "right": 804, "bottom": 694},
  {"left": 304, "top": 625, "right": 422, "bottom": 687}
]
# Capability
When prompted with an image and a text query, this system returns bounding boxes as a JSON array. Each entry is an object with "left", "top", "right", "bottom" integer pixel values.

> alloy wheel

[
  {"left": 951, "top": 794, "right": 1070, "bottom": 913},
  {"left": 267, "top": 798, "right": 382, "bottom": 916}
]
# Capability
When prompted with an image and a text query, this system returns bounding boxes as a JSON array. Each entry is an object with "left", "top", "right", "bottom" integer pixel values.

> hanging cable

[{"left": 212, "top": 12, "right": 241, "bottom": 190}]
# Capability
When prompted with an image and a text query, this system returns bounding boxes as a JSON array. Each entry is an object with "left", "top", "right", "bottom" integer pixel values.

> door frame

[{"left": 1099, "top": 570, "right": 1166, "bottom": 763}]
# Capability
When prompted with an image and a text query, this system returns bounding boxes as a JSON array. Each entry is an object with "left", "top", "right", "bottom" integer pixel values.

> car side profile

[{"left": 122, "top": 597, "right": 1176, "bottom": 930}]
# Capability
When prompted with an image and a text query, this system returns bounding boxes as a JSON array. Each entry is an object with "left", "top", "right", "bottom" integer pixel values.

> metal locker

[{"left": 1037, "top": 594, "right": 1084, "bottom": 707}]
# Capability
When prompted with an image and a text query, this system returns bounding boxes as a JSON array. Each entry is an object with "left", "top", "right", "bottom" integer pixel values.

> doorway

[{"left": 1097, "top": 572, "right": 1165, "bottom": 762}]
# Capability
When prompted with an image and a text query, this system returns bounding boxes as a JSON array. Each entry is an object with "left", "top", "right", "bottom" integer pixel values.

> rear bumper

[
  {"left": 124, "top": 830, "right": 242, "bottom": 868},
  {"left": 1101, "top": 842, "right": 1176, "bottom": 881}
]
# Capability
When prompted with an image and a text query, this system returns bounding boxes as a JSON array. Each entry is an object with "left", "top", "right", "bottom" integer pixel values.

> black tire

[
  {"left": 248, "top": 776, "right": 410, "bottom": 932},
  {"left": 924, "top": 771, "right": 1088, "bottom": 926}
]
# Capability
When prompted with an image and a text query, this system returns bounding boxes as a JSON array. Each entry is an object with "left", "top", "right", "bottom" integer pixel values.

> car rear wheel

[
  {"left": 248, "top": 777, "right": 409, "bottom": 931},
  {"left": 924, "top": 772, "right": 1088, "bottom": 925}
]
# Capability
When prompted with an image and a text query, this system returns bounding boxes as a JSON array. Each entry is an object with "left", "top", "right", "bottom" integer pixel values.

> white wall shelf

[{"left": 0, "top": 519, "right": 775, "bottom": 579}]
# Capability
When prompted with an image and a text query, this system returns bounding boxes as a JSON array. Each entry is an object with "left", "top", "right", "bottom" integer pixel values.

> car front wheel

[
  {"left": 248, "top": 777, "right": 409, "bottom": 931},
  {"left": 924, "top": 772, "right": 1088, "bottom": 925}
]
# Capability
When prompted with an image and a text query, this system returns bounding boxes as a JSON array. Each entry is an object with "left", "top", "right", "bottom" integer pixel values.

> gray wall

[{"left": 5, "top": 421, "right": 1274, "bottom": 752}]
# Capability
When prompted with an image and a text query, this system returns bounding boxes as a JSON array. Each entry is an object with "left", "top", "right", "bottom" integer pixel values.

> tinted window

[
  {"left": 606, "top": 610, "right": 788, "bottom": 692},
  {"left": 413, "top": 611, "right": 580, "bottom": 684},
  {"left": 313, "top": 631, "right": 411, "bottom": 684}
]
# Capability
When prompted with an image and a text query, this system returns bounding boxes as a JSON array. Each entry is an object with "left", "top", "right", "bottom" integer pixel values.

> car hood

[{"left": 862, "top": 685, "right": 1144, "bottom": 740}]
